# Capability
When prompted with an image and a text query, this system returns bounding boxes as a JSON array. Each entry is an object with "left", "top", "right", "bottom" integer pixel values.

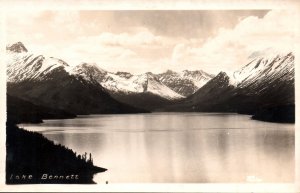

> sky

[{"left": 6, "top": 9, "right": 299, "bottom": 75}]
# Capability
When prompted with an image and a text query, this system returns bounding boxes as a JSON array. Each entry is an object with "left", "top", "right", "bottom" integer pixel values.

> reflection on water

[{"left": 19, "top": 113, "right": 294, "bottom": 183}]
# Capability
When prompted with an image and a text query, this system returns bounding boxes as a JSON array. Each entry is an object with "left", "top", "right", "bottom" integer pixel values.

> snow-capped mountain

[
  {"left": 69, "top": 62, "right": 107, "bottom": 84},
  {"left": 7, "top": 41, "right": 294, "bottom": 121},
  {"left": 6, "top": 42, "right": 28, "bottom": 53},
  {"left": 216, "top": 49, "right": 295, "bottom": 96},
  {"left": 70, "top": 63, "right": 184, "bottom": 100},
  {"left": 186, "top": 71, "right": 234, "bottom": 104},
  {"left": 164, "top": 49, "right": 295, "bottom": 118},
  {"left": 6, "top": 42, "right": 209, "bottom": 102},
  {"left": 6, "top": 42, "right": 145, "bottom": 114},
  {"left": 7, "top": 52, "right": 71, "bottom": 83},
  {"left": 164, "top": 71, "right": 235, "bottom": 112},
  {"left": 69, "top": 63, "right": 213, "bottom": 100},
  {"left": 102, "top": 72, "right": 184, "bottom": 100},
  {"left": 155, "top": 70, "right": 214, "bottom": 96},
  {"left": 233, "top": 51, "right": 294, "bottom": 92},
  {"left": 7, "top": 42, "right": 75, "bottom": 83}
]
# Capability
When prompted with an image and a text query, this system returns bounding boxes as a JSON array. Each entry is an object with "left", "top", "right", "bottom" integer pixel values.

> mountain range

[
  {"left": 6, "top": 42, "right": 295, "bottom": 122},
  {"left": 164, "top": 49, "right": 295, "bottom": 122},
  {"left": 7, "top": 42, "right": 214, "bottom": 111},
  {"left": 7, "top": 42, "right": 146, "bottom": 114}
]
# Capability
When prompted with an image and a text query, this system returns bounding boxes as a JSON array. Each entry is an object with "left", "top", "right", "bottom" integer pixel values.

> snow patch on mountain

[
  {"left": 146, "top": 74, "right": 184, "bottom": 100},
  {"left": 7, "top": 51, "right": 70, "bottom": 82},
  {"left": 208, "top": 49, "right": 295, "bottom": 91},
  {"left": 69, "top": 62, "right": 107, "bottom": 84},
  {"left": 102, "top": 73, "right": 184, "bottom": 100},
  {"left": 6, "top": 42, "right": 183, "bottom": 100},
  {"left": 156, "top": 70, "right": 214, "bottom": 96},
  {"left": 233, "top": 50, "right": 294, "bottom": 89},
  {"left": 69, "top": 63, "right": 184, "bottom": 100},
  {"left": 180, "top": 70, "right": 214, "bottom": 88},
  {"left": 101, "top": 73, "right": 146, "bottom": 93},
  {"left": 9, "top": 42, "right": 292, "bottom": 103}
]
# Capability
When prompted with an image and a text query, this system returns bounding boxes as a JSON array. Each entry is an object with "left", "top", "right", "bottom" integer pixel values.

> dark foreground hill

[
  {"left": 6, "top": 122, "right": 107, "bottom": 184},
  {"left": 6, "top": 95, "right": 107, "bottom": 184}
]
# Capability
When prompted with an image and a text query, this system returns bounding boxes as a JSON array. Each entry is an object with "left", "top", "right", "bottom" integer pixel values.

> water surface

[{"left": 20, "top": 113, "right": 294, "bottom": 183}]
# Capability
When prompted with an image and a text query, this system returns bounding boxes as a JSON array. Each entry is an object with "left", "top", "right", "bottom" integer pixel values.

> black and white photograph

[{"left": 0, "top": 0, "right": 299, "bottom": 192}]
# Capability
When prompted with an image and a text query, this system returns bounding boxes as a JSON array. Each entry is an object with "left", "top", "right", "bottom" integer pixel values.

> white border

[{"left": 0, "top": 0, "right": 299, "bottom": 192}]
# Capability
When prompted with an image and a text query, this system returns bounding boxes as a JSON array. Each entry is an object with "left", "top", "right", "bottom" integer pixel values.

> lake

[{"left": 19, "top": 113, "right": 294, "bottom": 183}]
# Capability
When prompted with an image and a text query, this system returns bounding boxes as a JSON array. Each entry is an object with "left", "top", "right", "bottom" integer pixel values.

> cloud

[
  {"left": 7, "top": 10, "right": 298, "bottom": 74},
  {"left": 6, "top": 11, "right": 45, "bottom": 44},
  {"left": 6, "top": 10, "right": 43, "bottom": 26},
  {"left": 170, "top": 9, "right": 299, "bottom": 74},
  {"left": 112, "top": 10, "right": 268, "bottom": 39},
  {"left": 51, "top": 11, "right": 81, "bottom": 34},
  {"left": 94, "top": 29, "right": 175, "bottom": 48},
  {"left": 58, "top": 29, "right": 179, "bottom": 73},
  {"left": 171, "top": 44, "right": 188, "bottom": 65}
]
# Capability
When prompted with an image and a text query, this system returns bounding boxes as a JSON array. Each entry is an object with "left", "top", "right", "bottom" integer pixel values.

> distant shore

[{"left": 251, "top": 104, "right": 295, "bottom": 123}]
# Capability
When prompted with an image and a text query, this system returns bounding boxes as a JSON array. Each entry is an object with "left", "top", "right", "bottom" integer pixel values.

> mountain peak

[
  {"left": 181, "top": 70, "right": 215, "bottom": 79},
  {"left": 68, "top": 62, "right": 107, "bottom": 84},
  {"left": 182, "top": 69, "right": 202, "bottom": 76},
  {"left": 6, "top": 42, "right": 28, "bottom": 53},
  {"left": 145, "top": 72, "right": 154, "bottom": 75},
  {"left": 78, "top": 62, "right": 97, "bottom": 68},
  {"left": 115, "top": 71, "right": 133, "bottom": 78},
  {"left": 183, "top": 69, "right": 198, "bottom": 73},
  {"left": 216, "top": 71, "right": 228, "bottom": 77},
  {"left": 164, "top": 70, "right": 177, "bottom": 74},
  {"left": 213, "top": 71, "right": 231, "bottom": 85}
]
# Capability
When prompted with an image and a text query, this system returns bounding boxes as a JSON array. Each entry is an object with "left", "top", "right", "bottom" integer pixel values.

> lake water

[{"left": 19, "top": 113, "right": 294, "bottom": 183}]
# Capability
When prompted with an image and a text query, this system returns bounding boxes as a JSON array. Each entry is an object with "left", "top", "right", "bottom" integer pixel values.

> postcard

[{"left": 0, "top": 0, "right": 299, "bottom": 192}]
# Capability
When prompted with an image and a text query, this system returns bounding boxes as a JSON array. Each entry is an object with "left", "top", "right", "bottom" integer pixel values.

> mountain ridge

[
  {"left": 162, "top": 51, "right": 295, "bottom": 123},
  {"left": 6, "top": 42, "right": 294, "bottom": 122},
  {"left": 6, "top": 42, "right": 148, "bottom": 114},
  {"left": 7, "top": 42, "right": 214, "bottom": 101}
]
